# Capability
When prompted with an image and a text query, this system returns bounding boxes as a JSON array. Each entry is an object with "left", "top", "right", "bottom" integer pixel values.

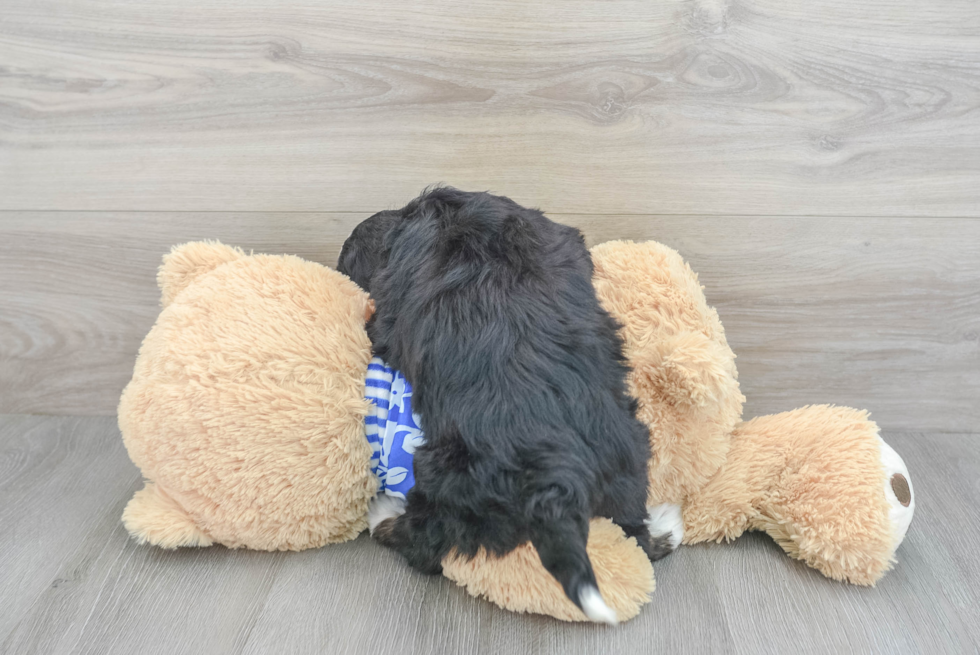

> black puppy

[{"left": 338, "top": 188, "right": 674, "bottom": 623}]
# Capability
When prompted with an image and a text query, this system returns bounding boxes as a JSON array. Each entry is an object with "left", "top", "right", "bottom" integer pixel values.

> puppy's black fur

[
  {"left": 337, "top": 210, "right": 401, "bottom": 292},
  {"left": 338, "top": 187, "right": 673, "bottom": 614}
]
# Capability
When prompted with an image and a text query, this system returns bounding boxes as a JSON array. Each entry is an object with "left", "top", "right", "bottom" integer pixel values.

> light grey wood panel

[
  {"left": 0, "top": 212, "right": 359, "bottom": 417},
  {"left": 1, "top": 0, "right": 979, "bottom": 215},
  {"left": 0, "top": 415, "right": 141, "bottom": 639},
  {"left": 2, "top": 213, "right": 977, "bottom": 432},
  {"left": 569, "top": 215, "right": 980, "bottom": 433},
  {"left": 1, "top": 416, "right": 978, "bottom": 654},
  {"left": 0, "top": 414, "right": 302, "bottom": 655}
]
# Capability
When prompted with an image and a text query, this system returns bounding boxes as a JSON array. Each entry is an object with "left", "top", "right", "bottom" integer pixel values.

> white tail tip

[{"left": 579, "top": 585, "right": 619, "bottom": 626}]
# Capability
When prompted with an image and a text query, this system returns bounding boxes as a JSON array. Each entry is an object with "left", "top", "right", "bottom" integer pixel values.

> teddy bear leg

[
  {"left": 728, "top": 406, "right": 906, "bottom": 585},
  {"left": 122, "top": 483, "right": 213, "bottom": 549},
  {"left": 441, "top": 518, "right": 655, "bottom": 623}
]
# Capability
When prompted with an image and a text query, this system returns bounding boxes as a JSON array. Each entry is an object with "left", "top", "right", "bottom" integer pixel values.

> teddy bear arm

[
  {"left": 589, "top": 241, "right": 745, "bottom": 504},
  {"left": 679, "top": 442, "right": 760, "bottom": 544},
  {"left": 640, "top": 330, "right": 744, "bottom": 503}
]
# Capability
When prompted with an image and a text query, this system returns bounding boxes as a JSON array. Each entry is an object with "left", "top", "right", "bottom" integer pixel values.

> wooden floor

[
  {"left": 0, "top": 414, "right": 977, "bottom": 655},
  {"left": 2, "top": 0, "right": 980, "bottom": 652}
]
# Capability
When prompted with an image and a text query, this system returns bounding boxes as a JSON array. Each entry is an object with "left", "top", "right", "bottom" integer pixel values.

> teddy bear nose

[{"left": 890, "top": 473, "right": 911, "bottom": 507}]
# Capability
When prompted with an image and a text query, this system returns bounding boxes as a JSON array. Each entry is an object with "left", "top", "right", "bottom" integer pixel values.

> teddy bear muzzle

[{"left": 878, "top": 438, "right": 915, "bottom": 555}]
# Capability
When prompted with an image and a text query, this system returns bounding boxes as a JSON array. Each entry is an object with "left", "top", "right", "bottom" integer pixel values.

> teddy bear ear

[{"left": 157, "top": 240, "right": 245, "bottom": 308}]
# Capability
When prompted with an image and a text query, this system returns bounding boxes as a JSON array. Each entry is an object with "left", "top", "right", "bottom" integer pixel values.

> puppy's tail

[{"left": 529, "top": 518, "right": 618, "bottom": 625}]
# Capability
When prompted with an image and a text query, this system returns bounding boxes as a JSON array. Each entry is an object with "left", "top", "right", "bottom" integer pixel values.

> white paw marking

[
  {"left": 646, "top": 503, "right": 684, "bottom": 551},
  {"left": 367, "top": 494, "right": 406, "bottom": 535},
  {"left": 579, "top": 585, "right": 619, "bottom": 626}
]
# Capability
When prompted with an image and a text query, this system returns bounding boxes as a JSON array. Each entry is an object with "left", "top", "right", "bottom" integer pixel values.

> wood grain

[
  {"left": 1, "top": 415, "right": 977, "bottom": 654},
  {"left": 1, "top": 0, "right": 979, "bottom": 215},
  {"left": 2, "top": 0, "right": 977, "bottom": 649},
  {"left": 711, "top": 432, "right": 980, "bottom": 654},
  {"left": 578, "top": 216, "right": 980, "bottom": 433},
  {"left": 1, "top": 213, "right": 977, "bottom": 432},
  {"left": 0, "top": 415, "right": 142, "bottom": 640}
]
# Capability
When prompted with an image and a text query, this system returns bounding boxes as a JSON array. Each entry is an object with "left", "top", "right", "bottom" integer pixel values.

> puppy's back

[
  {"left": 367, "top": 187, "right": 643, "bottom": 622},
  {"left": 369, "top": 187, "right": 633, "bottom": 475}
]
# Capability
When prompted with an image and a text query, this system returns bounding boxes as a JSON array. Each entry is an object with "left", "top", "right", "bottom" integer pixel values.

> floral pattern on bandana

[{"left": 364, "top": 357, "right": 426, "bottom": 499}]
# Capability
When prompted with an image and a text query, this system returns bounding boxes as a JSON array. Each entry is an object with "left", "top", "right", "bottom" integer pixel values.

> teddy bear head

[{"left": 120, "top": 241, "right": 378, "bottom": 551}]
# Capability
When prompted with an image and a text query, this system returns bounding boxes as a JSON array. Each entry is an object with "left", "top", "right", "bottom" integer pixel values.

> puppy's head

[{"left": 337, "top": 210, "right": 402, "bottom": 292}]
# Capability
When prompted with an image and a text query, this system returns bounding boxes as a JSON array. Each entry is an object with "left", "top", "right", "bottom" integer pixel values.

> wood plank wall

[{"left": 1, "top": 0, "right": 978, "bottom": 431}]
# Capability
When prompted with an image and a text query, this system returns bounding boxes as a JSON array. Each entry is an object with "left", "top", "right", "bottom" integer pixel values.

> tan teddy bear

[
  {"left": 118, "top": 239, "right": 913, "bottom": 623},
  {"left": 591, "top": 241, "right": 914, "bottom": 586}
]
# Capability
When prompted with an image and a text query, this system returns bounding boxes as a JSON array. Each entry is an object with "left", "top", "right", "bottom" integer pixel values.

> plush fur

[
  {"left": 119, "top": 241, "right": 377, "bottom": 550},
  {"left": 117, "top": 237, "right": 914, "bottom": 624},
  {"left": 682, "top": 405, "right": 898, "bottom": 585},
  {"left": 592, "top": 240, "right": 913, "bottom": 585},
  {"left": 590, "top": 239, "right": 745, "bottom": 506},
  {"left": 337, "top": 188, "right": 672, "bottom": 616},
  {"left": 441, "top": 518, "right": 654, "bottom": 623}
]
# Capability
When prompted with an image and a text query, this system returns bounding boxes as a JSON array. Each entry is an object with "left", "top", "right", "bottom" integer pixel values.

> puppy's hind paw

[
  {"left": 368, "top": 494, "right": 407, "bottom": 536},
  {"left": 646, "top": 503, "right": 684, "bottom": 554}
]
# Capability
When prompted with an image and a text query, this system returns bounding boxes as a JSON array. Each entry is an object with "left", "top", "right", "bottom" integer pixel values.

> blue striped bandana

[{"left": 364, "top": 358, "right": 426, "bottom": 499}]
